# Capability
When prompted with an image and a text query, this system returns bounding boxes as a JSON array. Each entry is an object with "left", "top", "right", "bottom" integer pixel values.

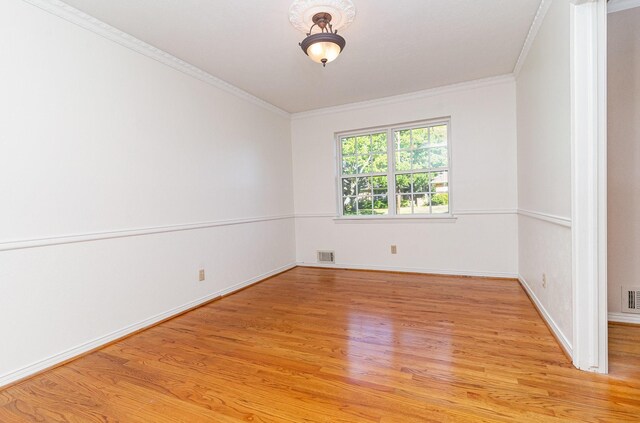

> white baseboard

[
  {"left": 297, "top": 261, "right": 518, "bottom": 279},
  {"left": 608, "top": 312, "right": 640, "bottom": 325},
  {"left": 0, "top": 262, "right": 296, "bottom": 388},
  {"left": 518, "top": 275, "right": 573, "bottom": 358}
]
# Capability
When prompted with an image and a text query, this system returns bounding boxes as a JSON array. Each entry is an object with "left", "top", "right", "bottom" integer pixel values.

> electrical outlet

[
  {"left": 391, "top": 245, "right": 397, "bottom": 254},
  {"left": 199, "top": 269, "right": 205, "bottom": 282},
  {"left": 542, "top": 273, "right": 547, "bottom": 288}
]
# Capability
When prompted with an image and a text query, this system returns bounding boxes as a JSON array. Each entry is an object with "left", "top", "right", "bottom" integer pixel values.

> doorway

[{"left": 607, "top": 1, "right": 640, "bottom": 377}]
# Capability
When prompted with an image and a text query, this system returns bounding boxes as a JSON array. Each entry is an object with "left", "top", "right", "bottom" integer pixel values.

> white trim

[
  {"left": 333, "top": 216, "right": 457, "bottom": 224},
  {"left": 291, "top": 75, "right": 515, "bottom": 120},
  {"left": 0, "top": 214, "right": 295, "bottom": 252},
  {"left": 217, "top": 263, "right": 295, "bottom": 296},
  {"left": 518, "top": 275, "right": 574, "bottom": 357},
  {"left": 20, "top": 0, "right": 290, "bottom": 118},
  {"left": 294, "top": 209, "right": 518, "bottom": 220},
  {"left": 517, "top": 209, "right": 572, "bottom": 227},
  {"left": 455, "top": 209, "right": 518, "bottom": 216},
  {"left": 0, "top": 262, "right": 296, "bottom": 388},
  {"left": 570, "top": 0, "right": 608, "bottom": 374},
  {"left": 608, "top": 312, "right": 640, "bottom": 324},
  {"left": 335, "top": 118, "right": 453, "bottom": 219},
  {"left": 513, "top": 0, "right": 553, "bottom": 77},
  {"left": 297, "top": 262, "right": 518, "bottom": 279},
  {"left": 608, "top": 0, "right": 640, "bottom": 13},
  {"left": 295, "top": 213, "right": 337, "bottom": 218}
]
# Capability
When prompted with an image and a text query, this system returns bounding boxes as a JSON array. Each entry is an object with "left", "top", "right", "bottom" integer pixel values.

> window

[{"left": 338, "top": 119, "right": 450, "bottom": 217}]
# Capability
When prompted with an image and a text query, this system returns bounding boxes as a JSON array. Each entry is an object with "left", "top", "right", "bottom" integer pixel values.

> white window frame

[{"left": 335, "top": 117, "right": 453, "bottom": 220}]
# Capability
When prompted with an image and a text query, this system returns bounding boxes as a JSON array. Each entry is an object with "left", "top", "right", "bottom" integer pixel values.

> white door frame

[{"left": 570, "top": 0, "right": 608, "bottom": 373}]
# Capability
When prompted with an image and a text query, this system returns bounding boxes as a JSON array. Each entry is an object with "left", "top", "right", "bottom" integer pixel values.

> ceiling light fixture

[
  {"left": 299, "top": 12, "right": 345, "bottom": 67},
  {"left": 289, "top": 0, "right": 355, "bottom": 67}
]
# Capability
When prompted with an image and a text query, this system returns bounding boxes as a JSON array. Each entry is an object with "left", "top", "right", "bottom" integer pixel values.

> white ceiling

[{"left": 61, "top": 0, "right": 541, "bottom": 113}]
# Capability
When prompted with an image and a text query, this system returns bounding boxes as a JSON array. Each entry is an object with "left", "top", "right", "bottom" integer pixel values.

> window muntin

[{"left": 338, "top": 120, "right": 450, "bottom": 217}]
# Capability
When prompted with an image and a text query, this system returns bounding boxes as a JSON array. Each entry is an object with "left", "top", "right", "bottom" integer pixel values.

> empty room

[{"left": 1, "top": 0, "right": 639, "bottom": 421}]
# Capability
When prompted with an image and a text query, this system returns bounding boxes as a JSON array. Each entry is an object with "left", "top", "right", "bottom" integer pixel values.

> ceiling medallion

[{"left": 289, "top": 0, "right": 356, "bottom": 67}]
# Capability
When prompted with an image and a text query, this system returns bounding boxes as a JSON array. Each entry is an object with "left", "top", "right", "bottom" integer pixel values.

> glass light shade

[
  {"left": 300, "top": 32, "right": 346, "bottom": 66},
  {"left": 306, "top": 41, "right": 342, "bottom": 64}
]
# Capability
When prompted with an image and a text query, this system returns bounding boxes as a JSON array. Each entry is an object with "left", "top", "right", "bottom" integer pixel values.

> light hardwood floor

[{"left": 1, "top": 267, "right": 640, "bottom": 422}]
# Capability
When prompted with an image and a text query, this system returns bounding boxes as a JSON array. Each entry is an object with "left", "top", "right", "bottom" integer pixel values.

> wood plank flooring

[{"left": 2, "top": 267, "right": 640, "bottom": 422}]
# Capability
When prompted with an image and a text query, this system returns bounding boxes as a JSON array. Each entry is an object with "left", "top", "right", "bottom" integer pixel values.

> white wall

[
  {"left": 608, "top": 7, "right": 640, "bottom": 317},
  {"left": 516, "top": 0, "right": 573, "bottom": 351},
  {"left": 291, "top": 78, "right": 518, "bottom": 277},
  {"left": 1, "top": 0, "right": 587, "bottom": 387},
  {"left": 0, "top": 0, "right": 295, "bottom": 385}
]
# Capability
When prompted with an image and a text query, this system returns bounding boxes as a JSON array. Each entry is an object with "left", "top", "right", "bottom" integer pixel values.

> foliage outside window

[{"left": 339, "top": 120, "right": 450, "bottom": 217}]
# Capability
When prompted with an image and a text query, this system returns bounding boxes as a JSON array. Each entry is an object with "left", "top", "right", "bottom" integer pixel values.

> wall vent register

[
  {"left": 622, "top": 287, "right": 640, "bottom": 314},
  {"left": 317, "top": 250, "right": 336, "bottom": 264}
]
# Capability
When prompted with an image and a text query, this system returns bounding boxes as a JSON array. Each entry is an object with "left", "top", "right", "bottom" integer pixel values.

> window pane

[
  {"left": 373, "top": 195, "right": 389, "bottom": 215},
  {"left": 340, "top": 122, "right": 449, "bottom": 217},
  {"left": 372, "top": 176, "right": 388, "bottom": 194},
  {"left": 429, "top": 171, "right": 449, "bottom": 193},
  {"left": 413, "top": 173, "right": 429, "bottom": 193},
  {"left": 396, "top": 151, "right": 411, "bottom": 171},
  {"left": 357, "top": 196, "right": 373, "bottom": 215},
  {"left": 412, "top": 127, "right": 429, "bottom": 149},
  {"left": 371, "top": 154, "right": 388, "bottom": 172},
  {"left": 397, "top": 194, "right": 413, "bottom": 214},
  {"left": 412, "top": 149, "right": 429, "bottom": 170},
  {"left": 342, "top": 156, "right": 358, "bottom": 175},
  {"left": 356, "top": 135, "right": 371, "bottom": 154},
  {"left": 343, "top": 196, "right": 357, "bottom": 215},
  {"left": 371, "top": 132, "right": 387, "bottom": 152},
  {"left": 430, "top": 125, "right": 447, "bottom": 145},
  {"left": 356, "top": 176, "right": 372, "bottom": 196},
  {"left": 342, "top": 177, "right": 356, "bottom": 196},
  {"left": 395, "top": 130, "right": 411, "bottom": 150},
  {"left": 413, "top": 194, "right": 430, "bottom": 214},
  {"left": 395, "top": 174, "right": 411, "bottom": 193},
  {"left": 429, "top": 147, "right": 448, "bottom": 168},
  {"left": 342, "top": 137, "right": 356, "bottom": 155},
  {"left": 357, "top": 155, "right": 372, "bottom": 174},
  {"left": 431, "top": 193, "right": 449, "bottom": 214}
]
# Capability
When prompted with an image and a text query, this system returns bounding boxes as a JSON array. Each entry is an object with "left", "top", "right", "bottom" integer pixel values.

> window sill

[{"left": 333, "top": 215, "right": 457, "bottom": 224}]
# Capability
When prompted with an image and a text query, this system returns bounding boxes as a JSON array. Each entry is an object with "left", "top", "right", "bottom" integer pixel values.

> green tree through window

[{"left": 339, "top": 121, "right": 450, "bottom": 216}]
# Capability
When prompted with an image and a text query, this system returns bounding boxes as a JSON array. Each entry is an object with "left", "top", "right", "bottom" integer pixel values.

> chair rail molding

[
  {"left": 517, "top": 209, "right": 572, "bottom": 227},
  {"left": 0, "top": 214, "right": 295, "bottom": 252},
  {"left": 570, "top": 0, "right": 608, "bottom": 373}
]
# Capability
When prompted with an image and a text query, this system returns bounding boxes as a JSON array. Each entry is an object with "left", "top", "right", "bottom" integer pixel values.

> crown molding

[
  {"left": 608, "top": 0, "right": 640, "bottom": 13},
  {"left": 291, "top": 74, "right": 516, "bottom": 120},
  {"left": 513, "top": 0, "right": 553, "bottom": 77},
  {"left": 21, "top": 0, "right": 291, "bottom": 118}
]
